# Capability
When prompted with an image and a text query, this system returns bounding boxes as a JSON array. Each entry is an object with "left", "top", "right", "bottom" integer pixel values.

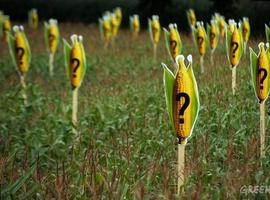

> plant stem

[
  {"left": 200, "top": 56, "right": 204, "bottom": 73},
  {"left": 244, "top": 42, "right": 247, "bottom": 55},
  {"left": 177, "top": 143, "right": 185, "bottom": 196},
  {"left": 72, "top": 87, "right": 78, "bottom": 136},
  {"left": 260, "top": 102, "right": 265, "bottom": 158},
  {"left": 232, "top": 67, "right": 236, "bottom": 95},
  {"left": 20, "top": 73, "right": 27, "bottom": 106},
  {"left": 49, "top": 53, "right": 54, "bottom": 77}
]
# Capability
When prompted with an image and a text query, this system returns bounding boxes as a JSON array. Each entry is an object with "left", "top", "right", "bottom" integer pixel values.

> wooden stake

[
  {"left": 210, "top": 50, "right": 214, "bottom": 66},
  {"left": 72, "top": 87, "right": 78, "bottom": 136},
  {"left": 20, "top": 73, "right": 27, "bottom": 106},
  {"left": 49, "top": 53, "right": 54, "bottom": 77},
  {"left": 177, "top": 143, "right": 185, "bottom": 196},
  {"left": 153, "top": 43, "right": 157, "bottom": 61},
  {"left": 260, "top": 102, "right": 265, "bottom": 158},
  {"left": 232, "top": 67, "right": 236, "bottom": 95},
  {"left": 243, "top": 42, "right": 247, "bottom": 55},
  {"left": 200, "top": 56, "right": 204, "bottom": 73}
]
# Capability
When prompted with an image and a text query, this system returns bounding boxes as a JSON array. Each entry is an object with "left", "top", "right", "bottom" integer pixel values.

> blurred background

[{"left": 0, "top": 0, "right": 270, "bottom": 35}]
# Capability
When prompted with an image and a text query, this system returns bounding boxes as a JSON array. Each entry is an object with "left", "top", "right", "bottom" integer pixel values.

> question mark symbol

[
  {"left": 170, "top": 40, "right": 177, "bottom": 54},
  {"left": 243, "top": 27, "right": 248, "bottom": 35},
  {"left": 153, "top": 27, "right": 158, "bottom": 36},
  {"left": 16, "top": 47, "right": 25, "bottom": 65},
  {"left": 258, "top": 68, "right": 267, "bottom": 89},
  {"left": 198, "top": 36, "right": 204, "bottom": 49},
  {"left": 176, "top": 92, "right": 190, "bottom": 124},
  {"left": 48, "top": 33, "right": 55, "bottom": 47},
  {"left": 210, "top": 32, "right": 215, "bottom": 42},
  {"left": 231, "top": 42, "right": 239, "bottom": 58},
  {"left": 71, "top": 58, "right": 80, "bottom": 78}
]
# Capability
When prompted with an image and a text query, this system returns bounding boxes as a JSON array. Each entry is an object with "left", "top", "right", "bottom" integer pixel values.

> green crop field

[{"left": 0, "top": 23, "right": 269, "bottom": 199}]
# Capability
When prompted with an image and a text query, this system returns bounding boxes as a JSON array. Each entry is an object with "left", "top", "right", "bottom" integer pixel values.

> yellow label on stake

[
  {"left": 197, "top": 26, "right": 206, "bottom": 56},
  {"left": 111, "top": 14, "right": 118, "bottom": 37},
  {"left": 32, "top": 12, "right": 38, "bottom": 29},
  {"left": 257, "top": 44, "right": 270, "bottom": 102},
  {"left": 169, "top": 27, "right": 179, "bottom": 60},
  {"left": 152, "top": 19, "right": 160, "bottom": 44},
  {"left": 242, "top": 19, "right": 250, "bottom": 42},
  {"left": 133, "top": 17, "right": 140, "bottom": 33},
  {"left": 70, "top": 42, "right": 83, "bottom": 88},
  {"left": 173, "top": 59, "right": 193, "bottom": 142},
  {"left": 210, "top": 23, "right": 218, "bottom": 50},
  {"left": 103, "top": 19, "right": 111, "bottom": 41},
  {"left": 230, "top": 28, "right": 240, "bottom": 67},
  {"left": 48, "top": 24, "right": 59, "bottom": 54},
  {"left": 15, "top": 31, "right": 28, "bottom": 73},
  {"left": 3, "top": 18, "right": 11, "bottom": 41},
  {"left": 188, "top": 9, "right": 196, "bottom": 27},
  {"left": 219, "top": 17, "right": 225, "bottom": 38}
]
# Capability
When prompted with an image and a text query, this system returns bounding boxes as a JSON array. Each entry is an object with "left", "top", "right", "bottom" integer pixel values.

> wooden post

[
  {"left": 153, "top": 43, "right": 157, "bottom": 61},
  {"left": 72, "top": 87, "right": 78, "bottom": 136},
  {"left": 20, "top": 73, "right": 27, "bottom": 106},
  {"left": 49, "top": 53, "right": 54, "bottom": 77},
  {"left": 200, "top": 56, "right": 204, "bottom": 73},
  {"left": 260, "top": 102, "right": 265, "bottom": 158},
  {"left": 177, "top": 143, "right": 185, "bottom": 196},
  {"left": 210, "top": 50, "right": 214, "bottom": 66},
  {"left": 232, "top": 67, "right": 236, "bottom": 95}
]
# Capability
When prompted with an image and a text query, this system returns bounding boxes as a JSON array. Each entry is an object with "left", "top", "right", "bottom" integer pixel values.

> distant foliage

[{"left": 0, "top": 0, "right": 270, "bottom": 34}]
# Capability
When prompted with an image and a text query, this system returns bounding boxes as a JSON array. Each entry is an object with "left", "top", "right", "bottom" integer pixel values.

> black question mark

[
  {"left": 153, "top": 26, "right": 158, "bottom": 36},
  {"left": 71, "top": 58, "right": 80, "bottom": 78},
  {"left": 258, "top": 68, "right": 268, "bottom": 89},
  {"left": 197, "top": 36, "right": 204, "bottom": 49},
  {"left": 170, "top": 40, "right": 177, "bottom": 54},
  {"left": 16, "top": 47, "right": 25, "bottom": 65},
  {"left": 176, "top": 92, "right": 190, "bottom": 124},
  {"left": 210, "top": 32, "right": 215, "bottom": 42},
  {"left": 231, "top": 42, "right": 239, "bottom": 58},
  {"left": 48, "top": 33, "right": 55, "bottom": 47},
  {"left": 243, "top": 27, "right": 248, "bottom": 35}
]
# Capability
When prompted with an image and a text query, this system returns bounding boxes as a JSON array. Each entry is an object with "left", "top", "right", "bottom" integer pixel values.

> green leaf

[
  {"left": 206, "top": 23, "right": 210, "bottom": 45},
  {"left": 0, "top": 20, "right": 3, "bottom": 37},
  {"left": 21, "top": 31, "right": 31, "bottom": 66},
  {"left": 44, "top": 22, "right": 49, "bottom": 51},
  {"left": 129, "top": 16, "right": 133, "bottom": 33},
  {"left": 98, "top": 18, "right": 103, "bottom": 40},
  {"left": 225, "top": 25, "right": 232, "bottom": 63},
  {"left": 63, "top": 39, "right": 71, "bottom": 79},
  {"left": 163, "top": 28, "right": 171, "bottom": 60},
  {"left": 148, "top": 19, "right": 153, "bottom": 43},
  {"left": 176, "top": 29, "right": 182, "bottom": 54},
  {"left": 7, "top": 32, "right": 16, "bottom": 68},
  {"left": 162, "top": 63, "right": 175, "bottom": 131},
  {"left": 120, "top": 184, "right": 129, "bottom": 200},
  {"left": 187, "top": 61, "right": 200, "bottom": 132},
  {"left": 1, "top": 162, "right": 36, "bottom": 196},
  {"left": 249, "top": 47, "right": 258, "bottom": 99},
  {"left": 265, "top": 24, "right": 270, "bottom": 43},
  {"left": 238, "top": 26, "right": 244, "bottom": 59},
  {"left": 79, "top": 42, "right": 87, "bottom": 85},
  {"left": 191, "top": 26, "right": 197, "bottom": 49}
]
